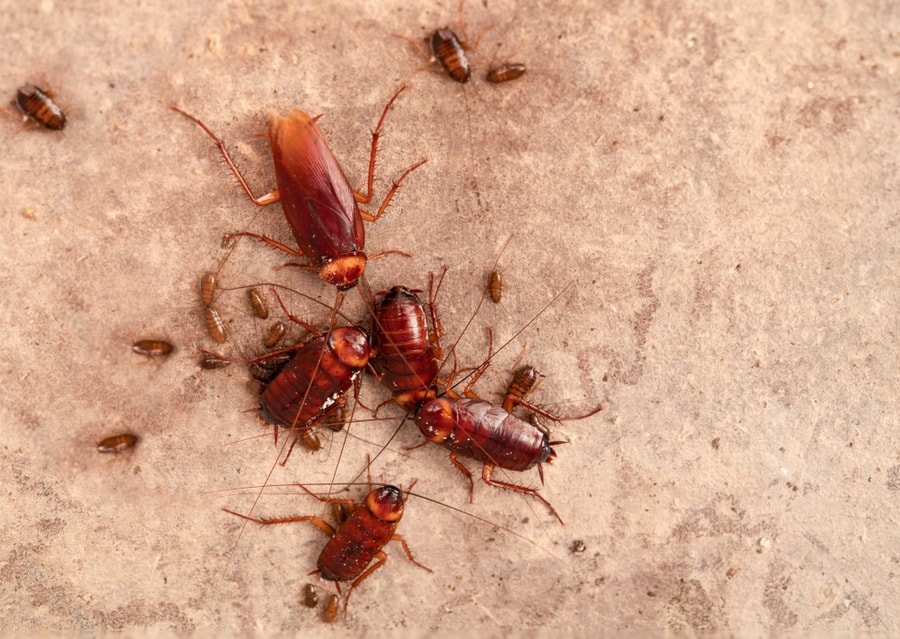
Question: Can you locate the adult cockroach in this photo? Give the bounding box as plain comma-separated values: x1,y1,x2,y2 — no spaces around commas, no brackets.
132,339,174,358
486,62,527,84
369,272,445,410
224,484,431,618
15,84,66,130
200,271,217,307
171,85,426,290
247,287,269,319
203,306,228,344
97,433,138,453
303,583,319,609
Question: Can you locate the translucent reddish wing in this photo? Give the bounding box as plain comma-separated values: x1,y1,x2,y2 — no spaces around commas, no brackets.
269,111,364,264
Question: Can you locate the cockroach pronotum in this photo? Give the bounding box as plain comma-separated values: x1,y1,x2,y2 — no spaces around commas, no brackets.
224,484,431,618
200,271,217,307
486,62,527,84
302,583,319,609
172,85,426,290
323,594,339,623
247,287,269,319
15,84,66,130
97,433,138,453
203,306,228,344
131,339,174,358
369,274,445,410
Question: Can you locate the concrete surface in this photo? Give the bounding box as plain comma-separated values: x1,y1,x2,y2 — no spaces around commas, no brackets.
1,0,897,635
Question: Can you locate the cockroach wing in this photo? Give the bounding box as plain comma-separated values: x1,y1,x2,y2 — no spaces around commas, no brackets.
269,110,365,266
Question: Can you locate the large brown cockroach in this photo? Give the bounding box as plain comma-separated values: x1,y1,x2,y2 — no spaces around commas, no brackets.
369,271,445,410
172,85,426,290
224,484,431,618
15,84,66,130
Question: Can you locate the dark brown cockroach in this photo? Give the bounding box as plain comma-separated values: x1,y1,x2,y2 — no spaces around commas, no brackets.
15,84,66,130
502,365,543,413
263,321,286,348
203,306,228,344
132,339,174,358
247,287,269,319
97,433,138,453
172,85,426,290
200,271,217,307
486,62,527,84
430,28,472,83
323,594,339,623
224,484,431,617
369,273,445,410
200,354,232,370
303,583,319,609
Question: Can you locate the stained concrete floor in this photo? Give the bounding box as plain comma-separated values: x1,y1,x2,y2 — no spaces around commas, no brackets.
1,0,898,635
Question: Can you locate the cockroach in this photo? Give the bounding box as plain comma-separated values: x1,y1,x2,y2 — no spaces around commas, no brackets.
97,433,138,453
257,326,370,462
303,583,319,609
415,396,565,523
431,28,472,83
15,84,66,130
200,354,232,370
502,365,543,413
247,287,269,319
263,321,286,348
488,269,503,303
200,271,217,307
486,62,527,84
224,484,431,617
132,339,174,358
172,85,426,290
369,274,445,410
203,306,228,344
323,594,339,623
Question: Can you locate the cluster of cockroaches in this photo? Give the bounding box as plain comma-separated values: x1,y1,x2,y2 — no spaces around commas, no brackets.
161,1,598,624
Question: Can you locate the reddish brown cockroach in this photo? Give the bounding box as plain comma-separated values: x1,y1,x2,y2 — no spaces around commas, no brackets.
486,62,527,84
172,85,426,290
15,84,66,130
247,288,269,319
430,28,472,83
256,325,370,462
97,433,138,453
369,272,445,410
224,484,431,618
132,339,174,358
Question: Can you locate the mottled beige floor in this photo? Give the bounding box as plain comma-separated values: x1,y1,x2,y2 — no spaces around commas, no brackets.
1,0,897,635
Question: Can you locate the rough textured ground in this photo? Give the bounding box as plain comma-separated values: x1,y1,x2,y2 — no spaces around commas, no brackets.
1,0,897,635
